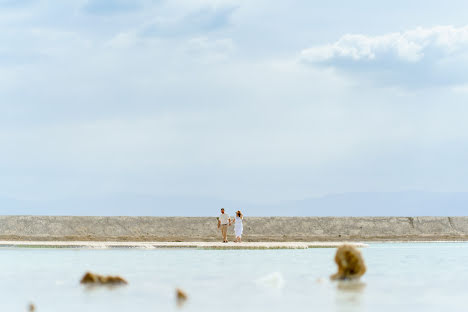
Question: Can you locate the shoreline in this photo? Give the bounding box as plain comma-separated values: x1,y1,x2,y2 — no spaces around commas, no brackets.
0,241,369,249
1,240,466,249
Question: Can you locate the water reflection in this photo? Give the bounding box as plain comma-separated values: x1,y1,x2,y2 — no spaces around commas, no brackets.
334,281,366,312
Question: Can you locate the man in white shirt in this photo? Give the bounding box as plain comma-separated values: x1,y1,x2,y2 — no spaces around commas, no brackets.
217,208,231,243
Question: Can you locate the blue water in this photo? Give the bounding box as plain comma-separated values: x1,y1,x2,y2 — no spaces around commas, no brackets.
1,243,467,311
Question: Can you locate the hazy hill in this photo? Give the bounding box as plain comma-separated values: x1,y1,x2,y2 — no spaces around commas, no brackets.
1,191,467,216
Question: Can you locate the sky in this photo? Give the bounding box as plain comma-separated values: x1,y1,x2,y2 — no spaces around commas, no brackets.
2,0,468,216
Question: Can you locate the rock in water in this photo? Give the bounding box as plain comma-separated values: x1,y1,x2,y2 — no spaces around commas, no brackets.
330,245,366,281
256,272,285,289
176,288,188,307
80,272,128,285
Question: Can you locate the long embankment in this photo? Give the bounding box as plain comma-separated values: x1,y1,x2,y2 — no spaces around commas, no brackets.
1,216,468,242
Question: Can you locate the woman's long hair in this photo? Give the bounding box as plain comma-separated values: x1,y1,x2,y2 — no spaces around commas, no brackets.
236,210,243,218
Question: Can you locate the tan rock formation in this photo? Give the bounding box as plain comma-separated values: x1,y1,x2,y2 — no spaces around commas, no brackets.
176,288,188,307
80,272,128,285
330,244,366,280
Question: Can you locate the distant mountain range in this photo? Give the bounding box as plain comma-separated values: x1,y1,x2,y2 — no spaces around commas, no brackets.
1,191,467,216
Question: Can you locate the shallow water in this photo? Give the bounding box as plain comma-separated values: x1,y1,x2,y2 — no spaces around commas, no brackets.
1,243,467,311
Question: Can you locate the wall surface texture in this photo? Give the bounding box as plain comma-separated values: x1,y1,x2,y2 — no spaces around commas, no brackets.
1,216,468,241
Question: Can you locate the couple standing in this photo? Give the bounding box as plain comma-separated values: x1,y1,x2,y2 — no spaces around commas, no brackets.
217,208,243,243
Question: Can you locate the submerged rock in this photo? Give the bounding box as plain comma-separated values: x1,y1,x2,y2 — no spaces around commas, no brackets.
80,272,128,285
330,245,366,281
255,272,285,289
176,288,188,307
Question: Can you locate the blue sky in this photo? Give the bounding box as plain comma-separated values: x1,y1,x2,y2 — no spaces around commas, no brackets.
2,0,468,215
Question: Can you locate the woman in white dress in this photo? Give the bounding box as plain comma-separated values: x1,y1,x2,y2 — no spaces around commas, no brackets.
233,210,244,243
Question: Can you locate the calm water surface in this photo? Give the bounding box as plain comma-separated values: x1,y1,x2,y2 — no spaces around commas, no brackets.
1,243,467,311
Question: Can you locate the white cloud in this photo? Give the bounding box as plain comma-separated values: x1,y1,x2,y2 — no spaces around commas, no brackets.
302,25,468,62
300,25,468,86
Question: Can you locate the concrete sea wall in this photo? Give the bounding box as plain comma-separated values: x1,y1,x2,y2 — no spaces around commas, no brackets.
1,216,468,242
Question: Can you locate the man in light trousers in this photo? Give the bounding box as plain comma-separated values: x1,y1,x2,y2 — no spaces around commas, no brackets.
217,208,231,243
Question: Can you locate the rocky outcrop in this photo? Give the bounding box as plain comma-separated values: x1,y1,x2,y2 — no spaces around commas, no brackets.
80,272,127,285
330,245,366,280
176,288,188,306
